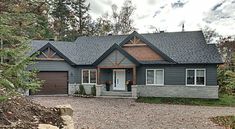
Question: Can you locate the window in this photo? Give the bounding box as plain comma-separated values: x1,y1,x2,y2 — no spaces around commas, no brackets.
146,69,164,85
82,69,97,84
186,69,206,86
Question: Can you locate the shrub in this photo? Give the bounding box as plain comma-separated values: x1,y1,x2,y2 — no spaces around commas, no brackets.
91,85,96,96
218,68,235,95
78,85,86,95
74,90,79,95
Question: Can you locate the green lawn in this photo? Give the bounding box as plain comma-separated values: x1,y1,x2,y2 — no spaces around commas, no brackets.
136,94,235,107
210,116,235,129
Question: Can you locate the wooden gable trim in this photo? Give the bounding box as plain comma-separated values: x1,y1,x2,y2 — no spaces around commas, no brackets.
119,31,176,63
36,47,64,61
93,44,139,66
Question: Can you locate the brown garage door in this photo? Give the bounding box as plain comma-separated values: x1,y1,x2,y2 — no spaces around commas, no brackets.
31,72,68,95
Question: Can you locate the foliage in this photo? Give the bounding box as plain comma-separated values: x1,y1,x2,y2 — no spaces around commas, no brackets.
49,0,93,41
78,85,86,95
74,89,79,94
91,85,96,96
211,116,235,129
93,14,113,36
0,0,43,92
110,0,136,35
217,67,235,95
217,36,235,71
202,26,220,44
136,94,235,107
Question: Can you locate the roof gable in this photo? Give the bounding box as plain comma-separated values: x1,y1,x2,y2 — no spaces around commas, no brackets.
37,47,64,60
93,44,139,66
34,43,76,65
120,31,175,63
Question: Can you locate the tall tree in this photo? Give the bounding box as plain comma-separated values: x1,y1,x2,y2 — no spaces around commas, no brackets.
218,36,235,71
0,0,42,92
49,0,92,41
202,26,220,44
93,14,113,36
49,0,71,41
110,0,136,35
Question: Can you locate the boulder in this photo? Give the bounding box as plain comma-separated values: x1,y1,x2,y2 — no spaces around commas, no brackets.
55,104,73,116
38,124,59,129
61,115,74,129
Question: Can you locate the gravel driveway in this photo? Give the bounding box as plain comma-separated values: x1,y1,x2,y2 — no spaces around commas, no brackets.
32,97,235,129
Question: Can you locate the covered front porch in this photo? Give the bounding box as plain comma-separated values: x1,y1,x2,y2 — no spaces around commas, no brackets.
97,66,136,92
93,44,139,98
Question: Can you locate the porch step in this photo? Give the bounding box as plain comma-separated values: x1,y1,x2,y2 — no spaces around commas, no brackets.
101,91,132,97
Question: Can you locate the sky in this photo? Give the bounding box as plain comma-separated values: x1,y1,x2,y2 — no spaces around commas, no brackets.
86,0,235,36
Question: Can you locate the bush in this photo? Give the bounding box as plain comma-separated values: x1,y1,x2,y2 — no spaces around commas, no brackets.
91,85,96,96
74,90,79,95
218,68,235,95
78,85,86,95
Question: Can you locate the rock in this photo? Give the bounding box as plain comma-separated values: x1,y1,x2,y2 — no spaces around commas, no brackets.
56,104,73,116
61,115,74,129
38,124,59,129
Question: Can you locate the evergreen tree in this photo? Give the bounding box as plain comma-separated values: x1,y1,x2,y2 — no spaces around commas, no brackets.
49,0,72,41
0,0,42,92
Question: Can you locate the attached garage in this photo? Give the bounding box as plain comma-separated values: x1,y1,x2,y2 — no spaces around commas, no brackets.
31,72,68,95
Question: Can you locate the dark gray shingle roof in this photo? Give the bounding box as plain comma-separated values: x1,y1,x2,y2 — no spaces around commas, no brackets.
30,31,222,65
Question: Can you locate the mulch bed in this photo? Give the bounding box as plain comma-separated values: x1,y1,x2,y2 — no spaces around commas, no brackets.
0,89,64,129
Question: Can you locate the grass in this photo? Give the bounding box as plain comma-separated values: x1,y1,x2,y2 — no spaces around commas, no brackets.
136,94,235,107
210,116,235,129
0,96,8,102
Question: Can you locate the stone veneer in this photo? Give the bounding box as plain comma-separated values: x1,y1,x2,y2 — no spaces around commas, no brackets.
137,85,219,99
69,83,95,95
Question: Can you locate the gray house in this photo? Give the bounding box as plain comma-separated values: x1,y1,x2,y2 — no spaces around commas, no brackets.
28,31,222,98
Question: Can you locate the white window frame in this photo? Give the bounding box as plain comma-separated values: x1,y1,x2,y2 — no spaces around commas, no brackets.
82,69,97,84
146,69,164,85
186,68,206,86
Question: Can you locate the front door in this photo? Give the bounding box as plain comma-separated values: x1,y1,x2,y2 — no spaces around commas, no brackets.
113,69,126,90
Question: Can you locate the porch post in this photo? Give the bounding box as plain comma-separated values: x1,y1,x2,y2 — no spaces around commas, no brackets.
133,66,136,85
97,67,100,84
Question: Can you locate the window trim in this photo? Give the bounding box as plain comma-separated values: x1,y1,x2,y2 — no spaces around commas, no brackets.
146,69,164,86
186,68,206,86
81,69,97,84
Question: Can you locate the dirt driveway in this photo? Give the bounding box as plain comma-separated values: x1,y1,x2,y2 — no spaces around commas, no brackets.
32,97,235,129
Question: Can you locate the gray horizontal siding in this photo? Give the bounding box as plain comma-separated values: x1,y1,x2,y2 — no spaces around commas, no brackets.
137,64,217,86
100,69,133,84
98,50,134,67
27,60,79,83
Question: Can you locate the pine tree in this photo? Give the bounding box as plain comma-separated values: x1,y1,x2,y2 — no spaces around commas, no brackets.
49,0,92,41
49,0,72,41
0,0,43,92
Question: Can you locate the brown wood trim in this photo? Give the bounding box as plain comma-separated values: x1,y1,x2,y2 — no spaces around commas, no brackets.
133,66,136,85
123,44,147,47
117,57,126,65
97,67,100,84
107,58,115,66
51,52,57,58
98,65,136,69
41,52,48,58
130,36,140,44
